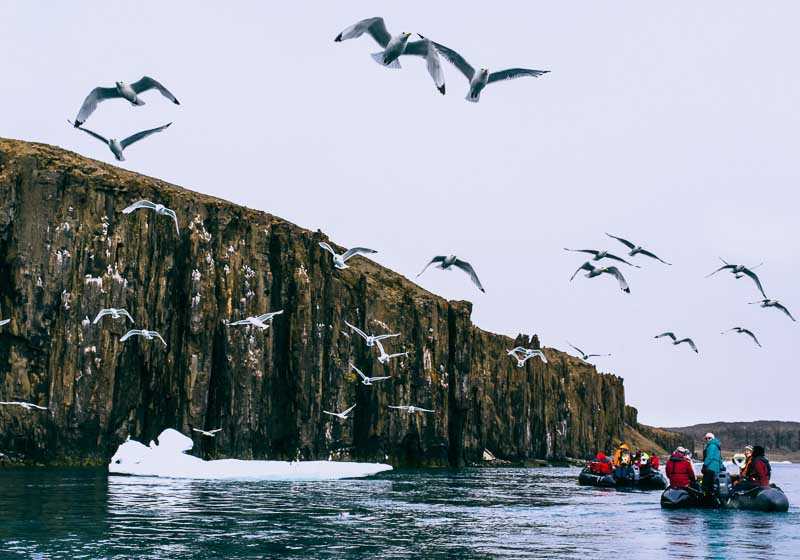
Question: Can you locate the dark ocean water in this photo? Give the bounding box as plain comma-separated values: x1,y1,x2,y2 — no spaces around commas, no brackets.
1,464,798,559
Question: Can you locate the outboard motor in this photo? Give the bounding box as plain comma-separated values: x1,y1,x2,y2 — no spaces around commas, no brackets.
632,464,640,481
717,471,733,499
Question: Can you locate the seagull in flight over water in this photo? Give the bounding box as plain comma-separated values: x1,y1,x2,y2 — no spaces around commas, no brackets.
706,258,767,298
192,428,222,437
418,255,485,292
334,17,446,94
507,347,547,367
431,41,549,102
345,321,400,347
566,341,611,361
228,310,284,330
73,76,180,127
0,401,48,411
563,248,639,268
749,299,795,322
570,262,630,293
324,404,357,420
351,363,391,386
721,327,761,347
375,339,408,364
122,200,180,234
654,332,698,353
318,242,377,270
93,308,134,325
120,329,167,346
605,234,672,265
69,121,172,162
389,405,434,414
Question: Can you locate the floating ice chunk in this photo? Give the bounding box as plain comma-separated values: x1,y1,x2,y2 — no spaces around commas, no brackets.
109,429,393,480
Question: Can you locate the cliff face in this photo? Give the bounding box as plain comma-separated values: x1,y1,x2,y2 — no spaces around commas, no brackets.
0,138,628,466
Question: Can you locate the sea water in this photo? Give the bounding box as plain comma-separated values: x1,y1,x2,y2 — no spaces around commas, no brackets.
1,464,799,559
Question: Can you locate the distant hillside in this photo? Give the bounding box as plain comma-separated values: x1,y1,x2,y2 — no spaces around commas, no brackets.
667,421,800,461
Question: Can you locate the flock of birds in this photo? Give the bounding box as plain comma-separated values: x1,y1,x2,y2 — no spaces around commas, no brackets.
0,17,795,433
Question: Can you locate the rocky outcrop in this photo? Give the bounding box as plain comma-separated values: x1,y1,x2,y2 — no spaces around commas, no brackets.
0,138,629,466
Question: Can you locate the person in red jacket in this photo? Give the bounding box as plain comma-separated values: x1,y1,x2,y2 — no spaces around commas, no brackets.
648,453,660,470
747,445,771,487
589,452,613,475
666,447,697,489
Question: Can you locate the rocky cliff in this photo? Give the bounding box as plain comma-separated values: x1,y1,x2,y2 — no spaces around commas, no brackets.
0,138,629,467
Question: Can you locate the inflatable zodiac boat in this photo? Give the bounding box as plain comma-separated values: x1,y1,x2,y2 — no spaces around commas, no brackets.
578,466,668,490
660,472,789,512
109,429,393,480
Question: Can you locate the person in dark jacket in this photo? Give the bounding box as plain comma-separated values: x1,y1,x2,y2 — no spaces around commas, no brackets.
747,446,771,487
666,447,697,488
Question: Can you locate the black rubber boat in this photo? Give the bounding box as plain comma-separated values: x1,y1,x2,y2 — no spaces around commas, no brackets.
578,466,668,490
661,482,789,512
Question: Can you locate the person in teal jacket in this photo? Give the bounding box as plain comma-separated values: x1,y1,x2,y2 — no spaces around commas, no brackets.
702,432,723,497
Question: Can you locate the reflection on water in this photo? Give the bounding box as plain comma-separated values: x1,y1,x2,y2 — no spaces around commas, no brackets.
1,466,799,559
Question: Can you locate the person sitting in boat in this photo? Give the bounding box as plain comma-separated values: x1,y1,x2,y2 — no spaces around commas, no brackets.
648,452,660,470
666,447,697,489
701,433,723,497
738,445,772,489
732,445,753,486
613,443,632,479
589,452,613,475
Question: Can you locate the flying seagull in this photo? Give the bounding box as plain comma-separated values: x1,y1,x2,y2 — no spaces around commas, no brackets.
507,347,547,367
417,255,485,292
344,320,399,347
192,428,222,437
721,327,761,347
334,18,446,94
323,404,357,420
318,242,377,270
388,405,434,414
350,363,391,386
563,248,640,268
122,200,180,235
654,332,698,353
375,339,408,364
605,234,672,265
120,329,167,346
0,401,48,411
706,258,767,298
431,41,549,102
570,262,630,293
566,341,611,361
749,299,796,322
93,308,134,325
69,121,172,162
0,319,9,327
228,310,284,330
73,76,180,127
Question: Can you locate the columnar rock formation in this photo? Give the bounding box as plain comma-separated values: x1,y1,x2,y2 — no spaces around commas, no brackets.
0,138,628,466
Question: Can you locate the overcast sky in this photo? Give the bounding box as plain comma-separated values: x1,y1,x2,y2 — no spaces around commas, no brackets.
2,2,798,426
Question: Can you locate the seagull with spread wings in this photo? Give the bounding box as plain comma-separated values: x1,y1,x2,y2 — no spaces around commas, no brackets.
69,121,172,162
318,242,376,270
344,320,399,348
654,332,698,353
506,347,547,367
93,308,134,325
417,254,485,293
563,248,639,268
192,428,222,437
120,329,167,347
375,339,408,364
334,17,446,94
431,41,549,102
749,299,796,322
706,258,767,298
605,233,672,265
566,341,611,361
388,405,434,414
570,262,630,293
0,401,48,411
0,319,9,327
122,200,180,235
351,363,391,386
73,76,179,126
324,404,357,420
228,310,284,330
721,327,762,347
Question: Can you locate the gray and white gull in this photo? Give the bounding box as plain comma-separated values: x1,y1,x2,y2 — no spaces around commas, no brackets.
606,233,672,265
418,255,485,293
122,200,180,235
351,363,390,386
749,299,795,322
721,327,761,347
431,42,549,102
388,405,434,414
344,320,399,347
228,310,284,330
120,329,167,347
375,339,408,364
706,258,767,298
335,17,446,94
564,248,640,268
507,347,547,367
324,404,357,420
93,308,134,325
319,242,377,270
0,319,9,327
73,76,179,127
570,262,630,293
0,401,48,411
192,428,222,437
70,121,172,162
566,341,611,361
654,332,698,353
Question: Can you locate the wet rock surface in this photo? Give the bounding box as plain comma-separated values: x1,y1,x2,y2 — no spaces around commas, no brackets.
0,138,628,466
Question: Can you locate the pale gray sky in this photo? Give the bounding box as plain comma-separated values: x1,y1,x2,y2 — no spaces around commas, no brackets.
2,1,797,426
